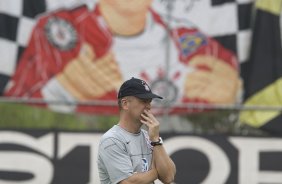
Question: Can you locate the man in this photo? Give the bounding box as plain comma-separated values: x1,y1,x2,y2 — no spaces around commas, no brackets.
5,0,241,114
97,77,176,184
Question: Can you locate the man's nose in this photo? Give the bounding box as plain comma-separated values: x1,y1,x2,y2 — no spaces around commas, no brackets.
145,102,151,109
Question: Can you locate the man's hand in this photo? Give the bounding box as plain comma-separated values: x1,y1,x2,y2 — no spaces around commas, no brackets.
56,42,122,100
141,110,176,183
140,109,160,142
184,55,242,104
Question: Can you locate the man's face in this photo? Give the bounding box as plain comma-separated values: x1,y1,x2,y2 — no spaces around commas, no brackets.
101,0,152,15
123,96,152,123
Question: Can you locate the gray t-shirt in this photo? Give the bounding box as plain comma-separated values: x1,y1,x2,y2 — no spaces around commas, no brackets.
97,125,153,184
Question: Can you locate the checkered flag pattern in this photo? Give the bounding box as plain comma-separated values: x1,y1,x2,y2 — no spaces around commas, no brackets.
0,0,45,94
212,0,254,64
0,0,254,95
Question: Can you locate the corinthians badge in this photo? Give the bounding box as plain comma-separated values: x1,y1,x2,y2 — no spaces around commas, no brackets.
151,78,178,105
45,17,77,50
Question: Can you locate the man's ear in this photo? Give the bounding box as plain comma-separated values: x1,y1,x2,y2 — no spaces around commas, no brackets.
121,98,129,110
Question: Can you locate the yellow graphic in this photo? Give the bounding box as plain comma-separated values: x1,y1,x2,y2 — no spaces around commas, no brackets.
240,77,282,127
256,0,282,15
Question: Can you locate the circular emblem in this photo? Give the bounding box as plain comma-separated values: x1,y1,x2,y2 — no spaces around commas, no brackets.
151,78,178,105
45,17,77,50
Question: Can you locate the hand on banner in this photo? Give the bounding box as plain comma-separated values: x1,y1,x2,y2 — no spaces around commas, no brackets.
56,42,122,100
184,55,242,104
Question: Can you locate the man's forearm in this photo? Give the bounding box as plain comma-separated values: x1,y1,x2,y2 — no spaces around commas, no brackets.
153,145,176,183
119,168,158,184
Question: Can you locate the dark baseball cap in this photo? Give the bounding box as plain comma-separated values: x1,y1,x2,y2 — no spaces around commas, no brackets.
118,77,163,99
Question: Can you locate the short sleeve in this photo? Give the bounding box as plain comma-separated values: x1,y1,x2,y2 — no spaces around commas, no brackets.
99,138,133,184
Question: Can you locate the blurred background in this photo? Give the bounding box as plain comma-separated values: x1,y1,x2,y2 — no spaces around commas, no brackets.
0,0,281,183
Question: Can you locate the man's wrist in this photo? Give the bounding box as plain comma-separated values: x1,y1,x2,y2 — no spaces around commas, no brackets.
151,138,159,142
150,137,163,146
150,135,160,142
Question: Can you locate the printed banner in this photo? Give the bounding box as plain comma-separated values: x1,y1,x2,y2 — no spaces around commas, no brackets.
0,130,282,184
0,0,253,114
240,0,282,135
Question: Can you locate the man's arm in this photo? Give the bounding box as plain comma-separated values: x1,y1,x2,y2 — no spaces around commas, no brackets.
152,145,176,183
119,168,158,184
141,110,176,183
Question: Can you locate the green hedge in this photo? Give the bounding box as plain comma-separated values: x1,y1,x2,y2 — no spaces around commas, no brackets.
0,103,118,131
